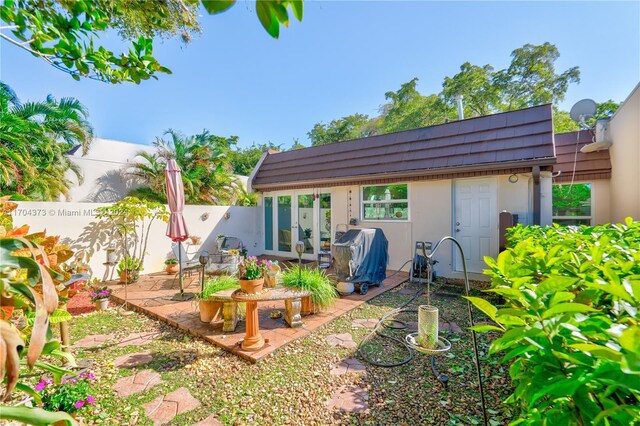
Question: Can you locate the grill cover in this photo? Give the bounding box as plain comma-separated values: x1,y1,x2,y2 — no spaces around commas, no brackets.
332,228,388,284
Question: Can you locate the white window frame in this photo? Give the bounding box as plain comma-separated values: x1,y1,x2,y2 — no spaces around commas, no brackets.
552,182,594,225
360,183,410,222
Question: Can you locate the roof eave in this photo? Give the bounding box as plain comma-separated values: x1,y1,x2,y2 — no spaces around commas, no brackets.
253,157,556,191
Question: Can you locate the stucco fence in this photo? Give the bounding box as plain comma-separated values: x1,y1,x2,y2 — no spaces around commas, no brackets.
9,202,261,281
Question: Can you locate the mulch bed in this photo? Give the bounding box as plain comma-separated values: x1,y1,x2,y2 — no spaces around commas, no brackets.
67,290,115,315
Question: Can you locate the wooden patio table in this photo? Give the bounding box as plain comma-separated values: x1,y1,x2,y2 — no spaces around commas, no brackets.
231,287,310,351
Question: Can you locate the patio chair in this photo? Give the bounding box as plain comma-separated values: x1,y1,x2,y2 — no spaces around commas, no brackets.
170,243,202,287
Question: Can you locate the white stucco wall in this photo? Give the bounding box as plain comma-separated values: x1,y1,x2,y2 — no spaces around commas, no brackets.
608,83,640,222
66,138,154,203
10,202,261,281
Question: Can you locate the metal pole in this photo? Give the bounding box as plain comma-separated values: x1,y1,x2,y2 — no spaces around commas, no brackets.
178,241,183,297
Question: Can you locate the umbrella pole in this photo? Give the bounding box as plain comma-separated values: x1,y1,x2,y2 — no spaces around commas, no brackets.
179,241,184,296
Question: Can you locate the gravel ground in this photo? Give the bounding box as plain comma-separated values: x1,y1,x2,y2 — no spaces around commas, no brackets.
30,279,515,425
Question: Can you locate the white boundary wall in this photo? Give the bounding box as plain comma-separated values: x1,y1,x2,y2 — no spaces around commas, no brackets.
10,202,261,281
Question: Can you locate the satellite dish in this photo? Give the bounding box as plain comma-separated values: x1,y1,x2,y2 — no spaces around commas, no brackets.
570,99,597,124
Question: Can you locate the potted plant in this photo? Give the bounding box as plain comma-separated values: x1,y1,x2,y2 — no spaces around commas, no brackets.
164,256,179,274
37,371,97,417
237,256,267,294
117,257,142,284
196,275,239,323
281,266,337,315
89,286,111,310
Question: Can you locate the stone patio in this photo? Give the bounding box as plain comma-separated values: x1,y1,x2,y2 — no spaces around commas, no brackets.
107,269,408,363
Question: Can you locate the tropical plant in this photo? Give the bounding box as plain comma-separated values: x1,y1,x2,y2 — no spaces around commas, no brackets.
466,219,640,425
281,266,337,310
1,1,303,83
95,197,168,272
0,82,94,200
200,275,239,300
128,129,243,205
1,236,78,425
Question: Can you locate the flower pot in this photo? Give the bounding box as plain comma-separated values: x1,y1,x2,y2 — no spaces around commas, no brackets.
199,300,222,323
239,278,264,294
106,249,117,264
119,269,139,284
336,281,354,296
165,264,179,274
95,298,109,311
301,295,315,315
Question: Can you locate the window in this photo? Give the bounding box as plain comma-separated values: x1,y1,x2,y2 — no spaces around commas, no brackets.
362,184,408,220
552,183,592,226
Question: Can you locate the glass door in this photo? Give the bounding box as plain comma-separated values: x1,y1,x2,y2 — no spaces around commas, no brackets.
295,193,315,258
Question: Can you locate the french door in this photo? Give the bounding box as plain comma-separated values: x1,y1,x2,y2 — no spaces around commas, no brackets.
263,190,331,260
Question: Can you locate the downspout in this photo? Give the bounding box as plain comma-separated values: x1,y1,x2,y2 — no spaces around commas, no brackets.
532,166,541,225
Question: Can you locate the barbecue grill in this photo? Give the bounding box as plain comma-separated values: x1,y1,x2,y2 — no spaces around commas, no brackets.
332,228,389,294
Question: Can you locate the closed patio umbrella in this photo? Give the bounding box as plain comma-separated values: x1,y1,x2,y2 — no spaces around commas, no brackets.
165,159,193,300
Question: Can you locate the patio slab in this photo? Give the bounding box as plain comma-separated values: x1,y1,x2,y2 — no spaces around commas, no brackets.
107,269,408,363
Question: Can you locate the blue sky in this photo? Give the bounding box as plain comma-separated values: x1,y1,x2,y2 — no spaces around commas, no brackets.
2,1,639,148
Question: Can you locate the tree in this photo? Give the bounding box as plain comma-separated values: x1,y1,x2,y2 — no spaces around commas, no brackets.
1,0,303,83
0,82,93,200
308,114,373,146
129,129,240,205
442,63,499,117
228,142,282,175
493,42,580,110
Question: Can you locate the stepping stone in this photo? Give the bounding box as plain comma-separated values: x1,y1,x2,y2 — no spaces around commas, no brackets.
325,333,357,349
327,384,369,413
73,334,115,348
112,369,162,397
439,322,462,333
113,351,154,368
194,414,224,426
330,358,367,376
142,387,200,426
352,319,378,329
117,331,160,347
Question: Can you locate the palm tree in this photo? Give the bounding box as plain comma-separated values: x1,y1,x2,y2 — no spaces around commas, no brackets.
0,82,94,200
129,129,241,205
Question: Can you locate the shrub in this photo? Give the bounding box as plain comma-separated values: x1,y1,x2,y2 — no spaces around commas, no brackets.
466,218,640,425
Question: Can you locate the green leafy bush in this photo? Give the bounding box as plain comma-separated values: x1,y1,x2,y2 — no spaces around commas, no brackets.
466,218,640,425
281,266,337,310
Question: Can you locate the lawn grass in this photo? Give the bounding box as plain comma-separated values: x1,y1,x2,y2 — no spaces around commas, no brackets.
44,279,513,425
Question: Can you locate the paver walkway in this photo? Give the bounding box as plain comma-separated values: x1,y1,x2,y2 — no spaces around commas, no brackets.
142,387,200,425
107,270,409,362
113,351,154,368
112,369,162,397
325,333,357,348
117,331,161,347
352,319,379,329
330,358,367,376
327,384,369,413
72,334,115,348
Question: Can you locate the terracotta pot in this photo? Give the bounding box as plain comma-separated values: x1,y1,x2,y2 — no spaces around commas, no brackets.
119,269,139,284
95,298,109,311
165,264,179,274
239,278,264,294
301,295,315,315
199,300,222,323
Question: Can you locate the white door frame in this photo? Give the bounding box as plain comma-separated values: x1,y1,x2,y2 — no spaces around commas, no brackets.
262,189,332,260
452,177,498,273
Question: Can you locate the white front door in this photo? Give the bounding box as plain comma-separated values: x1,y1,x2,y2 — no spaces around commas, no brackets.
453,178,498,273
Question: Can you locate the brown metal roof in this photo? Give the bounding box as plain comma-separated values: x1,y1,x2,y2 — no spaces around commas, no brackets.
252,104,556,190
553,131,611,183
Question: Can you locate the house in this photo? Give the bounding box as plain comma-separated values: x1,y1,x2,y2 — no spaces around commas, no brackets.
250,104,557,279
